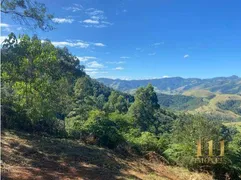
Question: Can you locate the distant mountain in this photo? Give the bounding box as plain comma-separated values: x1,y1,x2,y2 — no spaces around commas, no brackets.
98,76,241,121
97,75,241,95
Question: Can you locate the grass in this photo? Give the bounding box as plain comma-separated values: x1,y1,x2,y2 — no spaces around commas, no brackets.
183,89,215,98
1,130,212,180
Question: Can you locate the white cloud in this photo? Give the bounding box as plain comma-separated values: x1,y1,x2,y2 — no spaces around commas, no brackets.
85,67,108,75
87,61,104,68
87,71,108,76
148,52,156,56
115,67,124,70
83,19,99,24
136,48,142,51
63,4,83,12
0,23,11,32
106,61,125,64
184,54,189,58
120,56,130,59
52,41,89,48
102,21,113,25
53,18,74,24
81,8,112,28
85,68,98,72
77,56,97,62
0,36,8,44
44,39,105,49
94,43,105,47
86,8,104,16
0,23,10,27
91,16,101,20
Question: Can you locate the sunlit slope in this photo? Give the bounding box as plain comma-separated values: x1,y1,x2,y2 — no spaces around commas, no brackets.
183,89,215,99
188,94,241,120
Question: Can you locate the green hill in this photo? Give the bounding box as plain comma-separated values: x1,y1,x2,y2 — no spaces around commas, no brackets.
157,93,208,111
188,94,241,121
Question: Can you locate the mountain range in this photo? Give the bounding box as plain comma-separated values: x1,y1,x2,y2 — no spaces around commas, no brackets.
98,75,241,95
98,75,241,121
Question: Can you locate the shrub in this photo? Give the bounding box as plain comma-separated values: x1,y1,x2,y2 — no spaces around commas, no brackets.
82,110,124,148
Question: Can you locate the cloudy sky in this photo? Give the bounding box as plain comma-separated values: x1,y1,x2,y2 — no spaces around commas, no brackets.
1,0,241,79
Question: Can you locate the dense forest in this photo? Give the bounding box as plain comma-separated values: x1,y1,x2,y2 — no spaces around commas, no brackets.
1,33,241,179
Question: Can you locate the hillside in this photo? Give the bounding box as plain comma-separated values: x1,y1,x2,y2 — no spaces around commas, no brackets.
2,34,241,180
189,94,241,121
1,130,212,180
98,77,241,121
157,93,208,111
223,121,241,133
97,76,241,95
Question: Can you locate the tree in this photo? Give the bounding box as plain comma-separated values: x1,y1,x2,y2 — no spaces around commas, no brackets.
81,110,124,148
1,33,83,134
1,0,54,31
128,84,160,132
104,91,128,113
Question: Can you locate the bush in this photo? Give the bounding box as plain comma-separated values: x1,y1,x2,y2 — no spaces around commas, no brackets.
1,105,33,132
82,110,124,148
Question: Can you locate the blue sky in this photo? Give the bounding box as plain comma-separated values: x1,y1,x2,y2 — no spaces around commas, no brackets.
1,0,241,79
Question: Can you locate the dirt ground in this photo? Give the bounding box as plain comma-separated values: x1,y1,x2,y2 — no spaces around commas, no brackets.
1,130,212,180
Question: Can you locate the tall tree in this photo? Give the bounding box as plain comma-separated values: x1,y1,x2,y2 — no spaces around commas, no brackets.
1,33,83,133
128,84,160,132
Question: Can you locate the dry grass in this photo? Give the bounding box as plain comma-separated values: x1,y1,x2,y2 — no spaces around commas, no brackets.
183,90,215,98
1,130,212,180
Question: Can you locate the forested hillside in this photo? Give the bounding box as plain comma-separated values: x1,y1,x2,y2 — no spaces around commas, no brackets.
1,34,241,179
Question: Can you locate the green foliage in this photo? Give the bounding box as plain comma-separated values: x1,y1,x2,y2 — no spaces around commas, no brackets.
133,132,159,152
1,0,54,31
104,91,128,113
157,93,207,111
81,110,124,148
2,33,241,179
218,100,241,115
128,84,160,132
164,115,229,167
1,34,82,134
225,132,241,176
